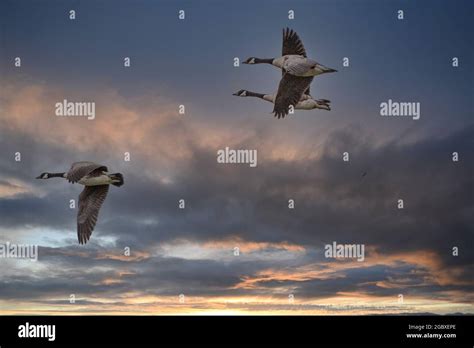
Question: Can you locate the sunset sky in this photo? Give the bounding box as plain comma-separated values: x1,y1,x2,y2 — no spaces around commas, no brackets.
0,0,473,315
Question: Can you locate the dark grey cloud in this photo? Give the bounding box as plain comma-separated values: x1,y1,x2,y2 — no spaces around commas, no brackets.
0,122,473,310
96,124,474,270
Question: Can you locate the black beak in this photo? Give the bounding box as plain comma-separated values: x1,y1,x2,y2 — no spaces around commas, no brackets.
35,175,42,179
232,92,239,96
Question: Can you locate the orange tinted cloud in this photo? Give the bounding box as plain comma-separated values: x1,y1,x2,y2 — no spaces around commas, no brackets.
1,83,191,166
1,291,472,315
202,237,305,253
234,247,472,291
1,80,325,177
0,179,32,198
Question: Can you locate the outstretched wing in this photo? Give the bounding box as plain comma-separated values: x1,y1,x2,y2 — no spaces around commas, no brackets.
273,74,313,119
77,185,109,244
282,28,310,95
282,28,307,57
66,162,108,183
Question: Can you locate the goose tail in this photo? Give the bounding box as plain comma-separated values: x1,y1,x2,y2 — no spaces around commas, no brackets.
110,173,124,187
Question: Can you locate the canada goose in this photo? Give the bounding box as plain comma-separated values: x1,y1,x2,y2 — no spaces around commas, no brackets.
243,28,337,78
233,89,331,116
242,28,336,118
36,161,124,244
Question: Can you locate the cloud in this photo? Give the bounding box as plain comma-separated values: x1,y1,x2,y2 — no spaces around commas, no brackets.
0,179,34,198
0,79,472,314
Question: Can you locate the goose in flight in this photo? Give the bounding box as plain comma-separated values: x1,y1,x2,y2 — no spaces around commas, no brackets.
233,89,330,116
36,161,124,244
243,28,337,118
243,28,337,78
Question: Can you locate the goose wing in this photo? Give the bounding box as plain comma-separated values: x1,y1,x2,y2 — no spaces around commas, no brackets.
282,28,311,95
273,73,313,118
67,161,108,183
282,28,307,57
77,185,109,244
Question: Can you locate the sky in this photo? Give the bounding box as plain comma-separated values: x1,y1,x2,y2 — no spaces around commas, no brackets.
0,0,473,315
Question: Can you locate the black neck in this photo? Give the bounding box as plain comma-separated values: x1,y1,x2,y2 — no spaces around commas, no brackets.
49,172,66,178
255,58,274,64
246,91,265,99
